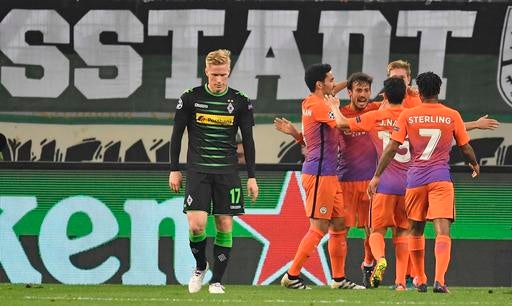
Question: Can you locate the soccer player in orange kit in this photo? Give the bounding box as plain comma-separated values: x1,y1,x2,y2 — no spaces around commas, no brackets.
367,72,480,293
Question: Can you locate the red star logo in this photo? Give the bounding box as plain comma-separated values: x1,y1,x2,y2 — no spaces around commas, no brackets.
236,171,330,285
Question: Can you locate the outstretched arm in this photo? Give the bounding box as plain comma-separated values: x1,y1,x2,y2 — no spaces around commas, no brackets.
464,115,500,131
274,117,304,144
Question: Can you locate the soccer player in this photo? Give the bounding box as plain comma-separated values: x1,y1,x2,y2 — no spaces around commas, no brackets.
384,60,497,288
335,73,380,288
280,63,364,290
169,49,259,294
367,71,480,293
276,72,379,288
326,76,412,290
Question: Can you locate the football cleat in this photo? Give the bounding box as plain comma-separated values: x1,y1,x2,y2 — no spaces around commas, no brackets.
188,262,209,293
208,282,225,294
361,262,375,288
416,283,428,293
433,281,450,293
331,278,366,290
281,273,310,289
370,258,387,288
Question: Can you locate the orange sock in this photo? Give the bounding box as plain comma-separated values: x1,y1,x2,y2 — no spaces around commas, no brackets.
369,232,385,260
288,227,325,276
406,254,413,277
408,235,427,284
328,229,347,279
363,236,375,265
434,235,451,286
393,236,408,285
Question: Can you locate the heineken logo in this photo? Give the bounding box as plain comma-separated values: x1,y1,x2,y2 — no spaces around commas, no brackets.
0,196,204,285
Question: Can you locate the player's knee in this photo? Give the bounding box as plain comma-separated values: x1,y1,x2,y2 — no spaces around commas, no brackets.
409,222,424,236
189,224,206,235
215,216,233,232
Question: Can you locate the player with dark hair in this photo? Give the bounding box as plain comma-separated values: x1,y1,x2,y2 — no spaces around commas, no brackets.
337,73,379,287
281,63,364,290
276,72,379,288
368,71,479,293
326,76,412,290
169,49,259,294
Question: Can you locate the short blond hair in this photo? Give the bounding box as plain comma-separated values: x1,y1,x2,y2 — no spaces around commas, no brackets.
387,60,411,77
206,49,231,67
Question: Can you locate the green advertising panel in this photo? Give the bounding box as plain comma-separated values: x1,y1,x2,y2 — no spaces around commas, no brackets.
1,168,510,240
0,165,511,286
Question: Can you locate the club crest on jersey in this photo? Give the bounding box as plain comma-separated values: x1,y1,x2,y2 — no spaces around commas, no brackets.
227,102,234,113
176,98,183,110
319,207,328,214
498,6,512,108
186,195,193,206
328,111,335,119
196,113,234,126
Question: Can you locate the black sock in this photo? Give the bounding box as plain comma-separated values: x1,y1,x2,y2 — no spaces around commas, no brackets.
211,245,231,283
334,277,346,282
190,239,207,271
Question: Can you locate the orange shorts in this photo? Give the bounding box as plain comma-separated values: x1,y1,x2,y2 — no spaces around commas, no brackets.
340,180,370,227
302,174,344,220
369,193,409,230
405,181,455,222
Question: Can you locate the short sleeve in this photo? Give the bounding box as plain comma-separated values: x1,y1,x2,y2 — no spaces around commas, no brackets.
453,111,470,146
391,111,408,144
348,111,376,132
312,102,336,128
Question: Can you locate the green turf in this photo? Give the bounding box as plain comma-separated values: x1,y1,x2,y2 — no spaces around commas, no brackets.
0,284,510,306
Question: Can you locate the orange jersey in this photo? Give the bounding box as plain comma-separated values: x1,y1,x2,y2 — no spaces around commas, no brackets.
348,107,410,195
402,91,422,109
301,94,338,176
337,102,379,181
391,103,470,188
374,91,420,109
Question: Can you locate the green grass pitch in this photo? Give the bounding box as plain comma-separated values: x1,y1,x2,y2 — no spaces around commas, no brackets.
1,284,510,306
